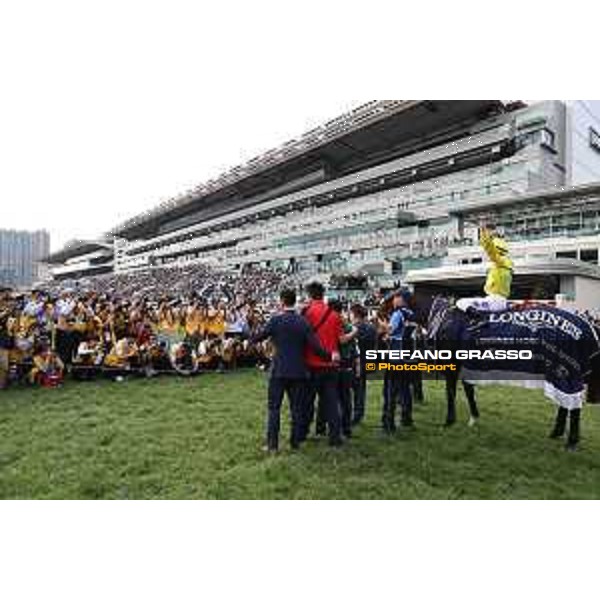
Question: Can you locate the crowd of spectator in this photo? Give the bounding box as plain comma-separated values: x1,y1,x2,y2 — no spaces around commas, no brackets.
41,263,293,304
1,265,426,451
0,265,297,388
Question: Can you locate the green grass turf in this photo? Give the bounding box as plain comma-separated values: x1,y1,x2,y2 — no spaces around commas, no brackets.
1,370,599,499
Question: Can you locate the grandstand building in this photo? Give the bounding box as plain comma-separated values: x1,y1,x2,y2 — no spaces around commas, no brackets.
45,240,114,282
107,100,600,282
48,100,600,307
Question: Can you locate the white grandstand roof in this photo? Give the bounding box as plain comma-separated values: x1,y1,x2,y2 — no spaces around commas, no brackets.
110,100,420,236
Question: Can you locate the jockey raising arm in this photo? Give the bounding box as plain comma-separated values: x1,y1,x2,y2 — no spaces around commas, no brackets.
480,227,513,298
456,225,513,313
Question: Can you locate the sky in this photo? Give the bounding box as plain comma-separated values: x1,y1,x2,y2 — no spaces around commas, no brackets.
0,3,363,250
2,3,597,252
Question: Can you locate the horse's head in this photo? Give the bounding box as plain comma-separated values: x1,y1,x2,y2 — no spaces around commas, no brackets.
427,295,451,341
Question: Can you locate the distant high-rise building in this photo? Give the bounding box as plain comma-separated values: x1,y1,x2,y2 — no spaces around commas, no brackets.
0,229,50,288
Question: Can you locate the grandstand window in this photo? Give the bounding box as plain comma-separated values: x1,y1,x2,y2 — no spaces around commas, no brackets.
580,249,599,264
540,128,556,151
556,250,577,260
590,127,600,153
516,129,551,150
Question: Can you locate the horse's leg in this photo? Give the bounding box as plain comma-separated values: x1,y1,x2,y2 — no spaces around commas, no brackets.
444,369,458,427
566,409,581,451
550,406,568,439
413,372,424,404
462,381,479,426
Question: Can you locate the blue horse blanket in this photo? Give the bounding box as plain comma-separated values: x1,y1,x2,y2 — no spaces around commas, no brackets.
454,307,599,410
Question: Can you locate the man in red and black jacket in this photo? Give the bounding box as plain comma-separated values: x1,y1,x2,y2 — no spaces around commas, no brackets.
300,281,344,447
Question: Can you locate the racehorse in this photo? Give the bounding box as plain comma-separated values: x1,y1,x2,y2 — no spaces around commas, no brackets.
427,296,600,450
425,297,481,427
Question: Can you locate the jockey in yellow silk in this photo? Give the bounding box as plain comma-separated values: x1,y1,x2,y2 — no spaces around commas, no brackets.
457,226,513,313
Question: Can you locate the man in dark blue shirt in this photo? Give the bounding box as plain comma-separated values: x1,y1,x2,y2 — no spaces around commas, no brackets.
382,289,414,433
349,304,377,426
253,288,335,452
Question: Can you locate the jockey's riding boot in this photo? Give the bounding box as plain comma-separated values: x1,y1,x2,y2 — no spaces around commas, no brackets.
549,407,568,439
465,307,489,328
465,306,478,318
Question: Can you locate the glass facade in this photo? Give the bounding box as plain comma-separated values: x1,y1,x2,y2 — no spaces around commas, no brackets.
115,101,585,279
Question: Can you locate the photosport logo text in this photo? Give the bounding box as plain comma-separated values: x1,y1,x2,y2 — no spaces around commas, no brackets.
362,349,534,376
